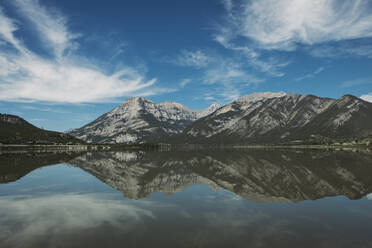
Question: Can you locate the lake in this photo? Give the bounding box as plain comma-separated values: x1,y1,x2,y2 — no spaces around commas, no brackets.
1,149,372,248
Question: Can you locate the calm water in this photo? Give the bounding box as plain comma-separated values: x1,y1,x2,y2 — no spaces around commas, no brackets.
1,149,372,248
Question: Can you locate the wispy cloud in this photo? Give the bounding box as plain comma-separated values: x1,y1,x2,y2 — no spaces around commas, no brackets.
360,93,372,103
0,0,159,104
294,66,325,82
0,8,26,53
203,61,263,85
13,0,78,58
171,49,214,68
309,42,372,58
179,78,191,88
219,0,372,51
202,61,264,102
341,77,372,88
170,48,264,102
213,1,291,77
22,105,72,114
202,86,240,105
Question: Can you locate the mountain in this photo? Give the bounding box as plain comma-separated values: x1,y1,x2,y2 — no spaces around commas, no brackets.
68,150,372,202
69,92,372,145
69,97,220,144
174,92,372,144
0,114,83,145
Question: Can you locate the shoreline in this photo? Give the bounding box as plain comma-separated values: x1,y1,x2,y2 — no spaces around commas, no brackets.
0,143,370,152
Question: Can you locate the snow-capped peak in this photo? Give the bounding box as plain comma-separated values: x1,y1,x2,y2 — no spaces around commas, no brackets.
196,103,220,119
207,103,220,110
124,96,153,104
238,91,286,103
158,101,192,112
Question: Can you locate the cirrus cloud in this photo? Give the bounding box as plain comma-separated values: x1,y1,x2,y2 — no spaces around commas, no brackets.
0,0,160,104
220,0,372,50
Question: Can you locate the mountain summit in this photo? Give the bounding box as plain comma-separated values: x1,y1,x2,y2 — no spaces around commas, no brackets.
69,97,220,143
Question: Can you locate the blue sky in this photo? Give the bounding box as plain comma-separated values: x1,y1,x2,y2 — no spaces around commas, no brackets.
1,0,372,131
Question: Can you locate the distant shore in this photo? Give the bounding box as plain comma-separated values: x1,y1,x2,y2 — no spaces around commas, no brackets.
0,143,370,152
0,143,161,152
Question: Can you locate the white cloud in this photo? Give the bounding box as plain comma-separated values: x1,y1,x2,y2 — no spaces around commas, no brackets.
0,193,156,246
294,66,325,82
249,57,289,77
13,0,78,58
133,87,177,97
341,78,372,88
310,42,372,58
171,47,264,102
218,87,241,102
0,8,26,53
203,61,263,85
0,53,156,103
360,93,372,103
179,78,191,88
22,105,72,114
219,0,372,51
0,1,159,104
173,49,213,68
221,0,233,12
200,61,264,102
214,5,291,77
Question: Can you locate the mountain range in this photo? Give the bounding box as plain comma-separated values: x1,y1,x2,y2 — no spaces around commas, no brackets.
69,92,372,145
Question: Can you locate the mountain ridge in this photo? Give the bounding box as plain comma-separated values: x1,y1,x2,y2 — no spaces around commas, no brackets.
68,92,372,145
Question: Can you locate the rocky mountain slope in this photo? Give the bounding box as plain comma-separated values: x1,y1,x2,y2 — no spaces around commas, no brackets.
68,150,372,202
174,92,372,144
69,97,219,144
69,92,372,144
0,114,83,145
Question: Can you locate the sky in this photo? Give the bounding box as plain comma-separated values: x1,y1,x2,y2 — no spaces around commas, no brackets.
1,0,372,131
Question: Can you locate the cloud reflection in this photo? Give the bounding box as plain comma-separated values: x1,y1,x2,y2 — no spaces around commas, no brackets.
0,193,155,247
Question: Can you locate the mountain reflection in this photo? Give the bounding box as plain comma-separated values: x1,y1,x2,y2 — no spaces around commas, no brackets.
1,150,372,202
0,151,83,183
63,149,372,202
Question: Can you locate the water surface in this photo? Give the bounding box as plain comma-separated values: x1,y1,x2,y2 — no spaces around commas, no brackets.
1,149,372,248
